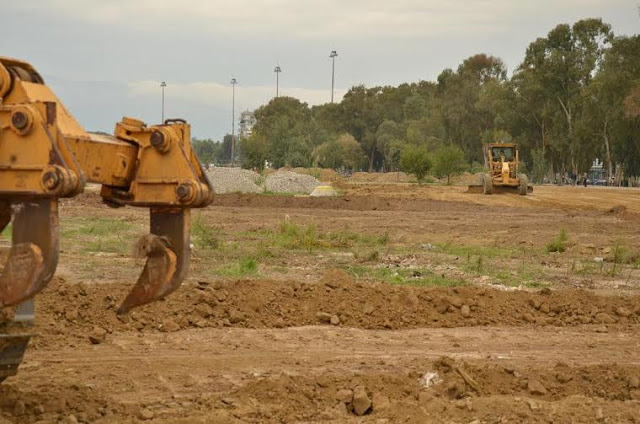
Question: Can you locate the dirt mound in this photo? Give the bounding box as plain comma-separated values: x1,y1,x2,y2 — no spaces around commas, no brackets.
450,172,483,185
349,172,413,183
213,192,483,213
215,359,640,423
29,273,640,349
0,382,125,423
606,204,628,215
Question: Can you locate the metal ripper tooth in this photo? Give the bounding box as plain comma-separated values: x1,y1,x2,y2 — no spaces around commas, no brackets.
0,244,44,307
0,200,58,307
117,209,189,314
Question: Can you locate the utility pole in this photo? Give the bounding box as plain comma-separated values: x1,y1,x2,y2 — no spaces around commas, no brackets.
160,81,166,123
230,78,237,166
274,65,281,98
329,50,337,103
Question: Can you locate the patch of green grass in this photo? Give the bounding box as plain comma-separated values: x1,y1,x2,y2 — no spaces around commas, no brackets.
438,242,520,259
235,220,389,255
83,238,129,254
192,214,224,250
354,249,380,262
325,226,389,248
609,238,628,276
212,257,259,278
62,218,133,238
524,281,551,289
59,218,136,254
260,190,296,196
345,265,468,287
545,229,568,253
571,259,604,275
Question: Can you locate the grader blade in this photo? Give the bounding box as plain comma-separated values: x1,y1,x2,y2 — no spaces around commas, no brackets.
0,200,59,307
117,209,190,314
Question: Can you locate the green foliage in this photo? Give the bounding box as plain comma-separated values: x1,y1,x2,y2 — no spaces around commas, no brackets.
530,148,548,183
346,265,468,287
432,145,467,184
192,137,230,165
237,19,640,181
213,257,259,278
609,238,628,276
400,144,432,183
192,214,224,249
239,134,268,171
314,133,364,170
546,229,569,253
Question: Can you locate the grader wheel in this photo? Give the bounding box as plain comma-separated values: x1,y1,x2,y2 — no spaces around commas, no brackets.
482,173,493,195
518,174,529,196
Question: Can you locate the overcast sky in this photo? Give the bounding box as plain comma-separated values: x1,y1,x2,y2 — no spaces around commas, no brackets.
1,0,638,140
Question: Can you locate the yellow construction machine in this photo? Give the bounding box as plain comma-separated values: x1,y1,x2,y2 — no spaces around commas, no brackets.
0,57,213,381
468,143,532,195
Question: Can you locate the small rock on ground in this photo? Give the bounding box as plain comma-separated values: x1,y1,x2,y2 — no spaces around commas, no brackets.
352,385,372,416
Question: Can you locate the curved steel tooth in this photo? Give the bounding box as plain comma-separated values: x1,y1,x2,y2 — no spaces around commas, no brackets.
0,200,58,307
0,244,44,307
117,209,189,314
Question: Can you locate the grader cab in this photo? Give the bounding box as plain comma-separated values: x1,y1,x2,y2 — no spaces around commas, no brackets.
0,56,214,381
469,143,532,195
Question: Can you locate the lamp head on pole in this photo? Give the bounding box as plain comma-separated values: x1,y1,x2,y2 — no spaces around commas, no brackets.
230,78,237,85
160,81,166,88
274,66,282,73
329,50,338,59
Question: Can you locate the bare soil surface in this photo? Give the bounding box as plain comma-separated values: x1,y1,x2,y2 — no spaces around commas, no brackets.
2,183,640,423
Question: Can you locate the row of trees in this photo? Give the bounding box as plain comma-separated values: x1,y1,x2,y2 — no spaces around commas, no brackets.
195,18,640,182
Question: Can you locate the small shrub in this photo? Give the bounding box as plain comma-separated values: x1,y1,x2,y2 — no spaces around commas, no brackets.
354,249,380,262
192,215,224,249
610,238,628,276
546,229,568,253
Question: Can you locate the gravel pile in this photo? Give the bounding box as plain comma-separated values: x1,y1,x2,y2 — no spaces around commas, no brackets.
206,167,262,194
265,170,321,194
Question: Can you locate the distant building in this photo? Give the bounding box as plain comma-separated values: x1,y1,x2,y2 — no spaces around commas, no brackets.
589,158,606,184
239,111,256,139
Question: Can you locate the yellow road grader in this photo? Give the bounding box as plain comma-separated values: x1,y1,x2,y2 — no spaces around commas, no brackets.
0,57,213,381
468,143,533,195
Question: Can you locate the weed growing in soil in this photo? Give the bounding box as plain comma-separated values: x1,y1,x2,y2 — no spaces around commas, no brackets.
269,220,389,252
61,218,135,254
63,217,132,237
346,265,468,287
213,257,259,278
546,229,568,253
192,214,224,250
439,242,519,259
609,238,629,276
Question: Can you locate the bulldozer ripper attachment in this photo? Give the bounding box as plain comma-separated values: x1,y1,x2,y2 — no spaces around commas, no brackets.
118,208,190,314
0,56,214,381
0,334,31,382
0,199,58,307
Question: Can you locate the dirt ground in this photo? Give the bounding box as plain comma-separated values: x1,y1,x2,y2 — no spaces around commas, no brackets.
2,183,640,423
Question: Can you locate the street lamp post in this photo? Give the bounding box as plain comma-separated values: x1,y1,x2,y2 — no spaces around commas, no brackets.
274,65,281,98
329,50,337,103
230,78,237,166
160,81,167,123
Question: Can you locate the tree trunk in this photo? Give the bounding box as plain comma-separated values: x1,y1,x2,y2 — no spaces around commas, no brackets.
557,96,577,179
603,120,613,183
368,146,375,172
